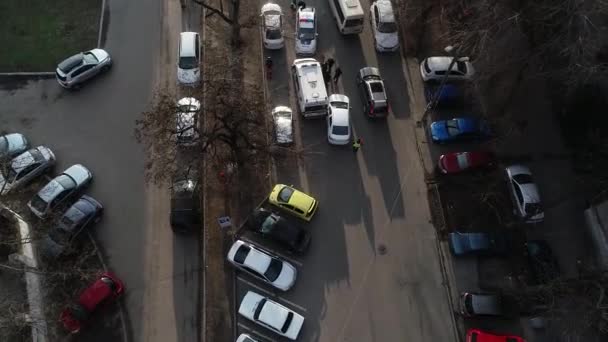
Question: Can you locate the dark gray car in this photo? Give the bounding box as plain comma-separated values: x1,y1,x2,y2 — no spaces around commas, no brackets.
42,195,103,259
458,292,503,317
448,231,508,256
357,67,389,118
170,177,201,233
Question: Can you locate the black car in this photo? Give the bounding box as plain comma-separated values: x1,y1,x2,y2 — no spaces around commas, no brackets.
170,178,201,233
356,67,389,118
448,231,508,256
246,208,311,254
42,195,103,259
458,292,503,317
526,240,560,285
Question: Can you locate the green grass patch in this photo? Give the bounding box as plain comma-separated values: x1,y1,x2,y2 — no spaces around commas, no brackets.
0,0,101,72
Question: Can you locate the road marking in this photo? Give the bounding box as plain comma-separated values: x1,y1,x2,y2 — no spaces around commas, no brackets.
276,297,307,313
237,276,308,313
237,322,277,342
237,236,304,267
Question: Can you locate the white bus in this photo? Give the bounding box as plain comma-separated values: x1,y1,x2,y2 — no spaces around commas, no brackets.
291,58,328,118
328,0,364,34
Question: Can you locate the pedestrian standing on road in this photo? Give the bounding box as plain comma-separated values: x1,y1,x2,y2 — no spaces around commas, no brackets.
333,66,343,84
298,0,306,10
352,138,362,152
326,58,335,74
322,67,330,87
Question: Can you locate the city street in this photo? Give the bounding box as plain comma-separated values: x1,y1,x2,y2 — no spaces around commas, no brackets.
0,0,201,341
234,0,458,341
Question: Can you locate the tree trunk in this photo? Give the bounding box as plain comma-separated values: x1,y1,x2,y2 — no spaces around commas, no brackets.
231,0,241,47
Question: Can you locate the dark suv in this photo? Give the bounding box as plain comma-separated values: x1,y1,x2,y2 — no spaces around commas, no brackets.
170,177,201,233
356,67,389,118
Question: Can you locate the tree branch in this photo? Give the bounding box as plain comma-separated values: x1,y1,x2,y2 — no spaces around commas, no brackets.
191,0,233,24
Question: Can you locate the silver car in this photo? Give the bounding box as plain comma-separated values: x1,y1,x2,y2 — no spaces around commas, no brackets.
176,97,201,146
55,49,112,89
271,106,293,145
505,165,544,223
0,146,55,195
370,0,399,52
0,133,29,159
28,164,92,219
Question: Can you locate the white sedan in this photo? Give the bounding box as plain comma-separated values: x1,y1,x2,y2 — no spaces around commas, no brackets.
505,165,544,223
370,0,399,52
238,291,305,340
420,56,475,82
227,240,297,291
271,106,293,145
326,94,350,145
261,3,284,49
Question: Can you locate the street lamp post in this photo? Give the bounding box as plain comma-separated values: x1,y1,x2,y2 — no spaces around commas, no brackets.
417,45,469,127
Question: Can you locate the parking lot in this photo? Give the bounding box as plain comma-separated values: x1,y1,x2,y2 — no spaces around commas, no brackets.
230,0,457,341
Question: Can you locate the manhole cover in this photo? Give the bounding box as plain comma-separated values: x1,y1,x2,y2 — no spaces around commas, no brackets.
377,244,387,255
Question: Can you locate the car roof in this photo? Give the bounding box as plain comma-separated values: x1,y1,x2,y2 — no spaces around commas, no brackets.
330,106,349,126
242,244,272,274
258,299,288,329
38,178,73,202
180,32,198,56
58,53,84,73
59,197,97,231
469,294,501,315
78,276,114,311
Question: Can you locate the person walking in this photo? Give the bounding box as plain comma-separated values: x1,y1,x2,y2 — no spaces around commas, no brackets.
333,66,342,84
326,57,335,74
265,56,273,80
352,138,362,152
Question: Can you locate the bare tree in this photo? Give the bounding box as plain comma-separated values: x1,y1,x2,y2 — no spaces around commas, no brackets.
191,0,241,46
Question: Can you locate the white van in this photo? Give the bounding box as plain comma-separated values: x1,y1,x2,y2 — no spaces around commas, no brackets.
177,32,201,86
328,0,364,34
291,58,328,118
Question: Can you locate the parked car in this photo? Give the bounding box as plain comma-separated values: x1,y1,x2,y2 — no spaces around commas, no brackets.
28,164,92,219
466,328,525,342
327,94,351,145
295,7,317,55
238,291,305,340
369,0,399,52
0,133,29,159
438,151,495,174
458,292,503,317
420,56,475,82
261,3,284,49
177,32,201,85
41,195,103,259
424,83,464,107
449,232,508,256
526,240,560,285
430,117,491,143
228,240,297,291
170,176,200,233
236,334,259,342
268,184,318,221
60,272,124,334
247,208,311,254
0,146,55,195
55,49,112,89
357,67,389,118
176,97,201,146
271,106,293,145
505,165,543,223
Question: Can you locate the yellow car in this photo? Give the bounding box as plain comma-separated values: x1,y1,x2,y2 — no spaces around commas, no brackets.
268,184,318,221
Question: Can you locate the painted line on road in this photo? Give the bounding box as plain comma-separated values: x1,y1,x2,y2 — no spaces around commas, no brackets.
237,276,276,297
97,0,107,47
276,296,307,313
236,236,304,267
237,322,277,342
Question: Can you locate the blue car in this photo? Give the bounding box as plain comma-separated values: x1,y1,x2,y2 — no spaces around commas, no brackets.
424,84,464,107
430,117,491,143
449,232,508,256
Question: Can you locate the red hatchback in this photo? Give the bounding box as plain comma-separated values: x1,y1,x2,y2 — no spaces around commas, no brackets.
466,328,525,342
60,272,124,333
438,150,495,174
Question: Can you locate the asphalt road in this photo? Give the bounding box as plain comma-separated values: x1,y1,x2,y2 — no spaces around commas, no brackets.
0,0,202,341
235,0,457,341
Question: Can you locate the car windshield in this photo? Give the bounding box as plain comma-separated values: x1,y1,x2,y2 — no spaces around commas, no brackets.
83,52,98,64
330,101,348,109
179,104,198,113
263,258,283,281
266,28,281,40
298,25,315,40
233,245,250,264
378,21,397,33
332,125,349,136
281,312,294,333
179,56,198,70
277,187,294,202
275,111,291,119
260,215,277,233
253,298,267,320
30,195,48,213
513,173,533,184
446,120,460,136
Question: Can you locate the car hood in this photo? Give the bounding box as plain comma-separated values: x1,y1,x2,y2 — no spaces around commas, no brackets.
430,121,448,140
274,116,293,144
64,164,92,186
89,48,110,62
1,134,28,157
274,263,297,291
376,32,399,49
178,68,200,84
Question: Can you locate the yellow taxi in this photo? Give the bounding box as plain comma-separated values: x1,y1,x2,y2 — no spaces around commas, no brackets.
268,184,318,221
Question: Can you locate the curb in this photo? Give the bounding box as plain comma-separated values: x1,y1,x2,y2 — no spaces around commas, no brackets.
0,72,55,77
97,0,108,48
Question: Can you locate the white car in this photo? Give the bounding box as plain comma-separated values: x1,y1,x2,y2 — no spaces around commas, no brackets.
228,240,297,291
326,94,351,145
370,0,399,52
176,97,201,145
295,7,318,55
177,32,201,85
261,3,284,49
0,146,56,195
505,165,544,223
271,106,293,145
420,56,475,82
238,291,305,340
236,334,259,342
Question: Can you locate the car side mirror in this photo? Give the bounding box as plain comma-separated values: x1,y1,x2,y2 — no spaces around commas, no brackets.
316,33,319,37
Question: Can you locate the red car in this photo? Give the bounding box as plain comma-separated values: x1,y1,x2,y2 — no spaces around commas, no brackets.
60,272,124,333
466,328,525,342
438,150,495,174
